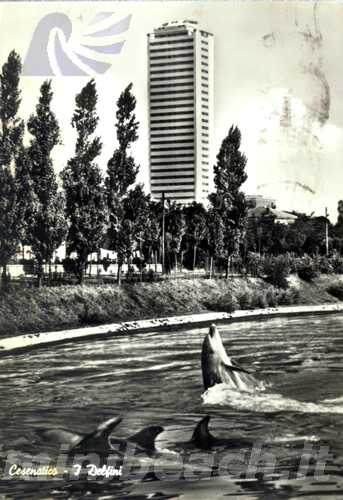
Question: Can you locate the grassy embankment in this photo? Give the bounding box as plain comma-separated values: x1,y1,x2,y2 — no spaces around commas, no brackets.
1,274,343,338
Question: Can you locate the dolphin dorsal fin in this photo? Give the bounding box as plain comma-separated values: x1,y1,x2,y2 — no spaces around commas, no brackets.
128,426,164,453
191,416,213,449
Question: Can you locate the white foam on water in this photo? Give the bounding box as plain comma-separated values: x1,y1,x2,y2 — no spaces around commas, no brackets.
202,383,343,415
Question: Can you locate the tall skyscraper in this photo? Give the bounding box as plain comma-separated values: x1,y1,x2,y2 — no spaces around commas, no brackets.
148,20,214,204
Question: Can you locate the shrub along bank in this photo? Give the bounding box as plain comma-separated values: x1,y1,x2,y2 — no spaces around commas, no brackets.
1,274,343,338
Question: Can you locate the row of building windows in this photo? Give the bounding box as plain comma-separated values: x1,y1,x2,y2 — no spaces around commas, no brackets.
150,65,194,75
151,188,195,193
151,95,195,103
151,112,193,124
151,132,194,137
151,145,194,152
153,31,192,39
151,167,195,173
151,159,195,166
150,95,194,104
151,153,194,159
150,52,194,62
153,181,198,187
151,138,194,145
150,74,194,82
149,37,193,47
150,66,194,75
149,44,194,53
150,82,194,89
151,185,197,191
151,104,194,111
151,125,194,132
150,60,193,68
151,108,194,115
151,122,194,127
151,174,195,180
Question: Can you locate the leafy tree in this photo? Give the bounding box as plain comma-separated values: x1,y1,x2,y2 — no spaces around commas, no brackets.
332,201,343,252
183,202,207,270
210,125,248,277
206,207,225,277
62,79,108,284
0,51,27,285
165,202,186,272
246,212,275,254
27,80,66,286
143,200,162,272
122,184,151,277
105,83,140,283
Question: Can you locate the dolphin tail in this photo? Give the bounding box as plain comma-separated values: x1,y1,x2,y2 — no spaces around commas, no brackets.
73,416,123,451
91,416,123,439
128,425,164,453
191,415,214,449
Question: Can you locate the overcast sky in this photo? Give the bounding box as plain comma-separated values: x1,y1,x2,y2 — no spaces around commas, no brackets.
1,1,343,221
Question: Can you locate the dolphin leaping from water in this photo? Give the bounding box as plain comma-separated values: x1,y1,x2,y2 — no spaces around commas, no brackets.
201,324,259,391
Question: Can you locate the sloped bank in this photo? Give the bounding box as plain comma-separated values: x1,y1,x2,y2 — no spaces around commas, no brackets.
1,275,343,340
1,304,343,356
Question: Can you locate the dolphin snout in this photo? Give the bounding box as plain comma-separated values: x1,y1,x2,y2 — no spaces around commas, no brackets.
209,324,217,337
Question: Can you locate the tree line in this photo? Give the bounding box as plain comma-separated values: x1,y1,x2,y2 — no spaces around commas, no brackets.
1,50,342,288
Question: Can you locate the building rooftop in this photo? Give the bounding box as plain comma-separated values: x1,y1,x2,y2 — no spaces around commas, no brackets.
248,206,298,221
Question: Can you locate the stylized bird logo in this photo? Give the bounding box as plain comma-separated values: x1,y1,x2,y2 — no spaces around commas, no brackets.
23,12,131,76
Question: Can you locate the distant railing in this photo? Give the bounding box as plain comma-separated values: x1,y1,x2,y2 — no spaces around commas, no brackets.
7,269,246,288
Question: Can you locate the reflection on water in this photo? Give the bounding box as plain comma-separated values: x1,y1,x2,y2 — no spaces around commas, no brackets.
1,314,343,498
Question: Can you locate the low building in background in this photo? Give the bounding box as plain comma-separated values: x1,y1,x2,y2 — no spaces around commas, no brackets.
247,194,298,225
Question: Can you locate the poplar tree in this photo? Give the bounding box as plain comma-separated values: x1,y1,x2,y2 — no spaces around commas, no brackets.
210,125,248,278
62,79,107,284
27,80,66,286
105,83,139,283
0,51,27,285
106,83,139,197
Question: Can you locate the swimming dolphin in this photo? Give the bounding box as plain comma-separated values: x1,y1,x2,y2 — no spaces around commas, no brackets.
190,415,253,450
201,324,259,391
36,416,164,456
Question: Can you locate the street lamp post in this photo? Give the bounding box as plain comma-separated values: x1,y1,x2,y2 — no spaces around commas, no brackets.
162,192,165,274
325,207,329,256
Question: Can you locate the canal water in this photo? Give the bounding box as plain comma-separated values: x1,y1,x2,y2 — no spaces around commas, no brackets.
1,313,343,498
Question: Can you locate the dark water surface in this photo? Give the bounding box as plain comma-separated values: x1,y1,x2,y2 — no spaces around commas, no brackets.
1,314,343,498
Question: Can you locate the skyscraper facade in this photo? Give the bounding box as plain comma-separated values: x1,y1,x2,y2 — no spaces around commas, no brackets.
148,20,214,204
